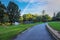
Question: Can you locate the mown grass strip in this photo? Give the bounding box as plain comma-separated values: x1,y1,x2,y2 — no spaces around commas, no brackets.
0,22,42,40
48,22,60,31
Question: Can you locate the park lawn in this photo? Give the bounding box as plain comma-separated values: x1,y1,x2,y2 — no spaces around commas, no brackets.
48,22,60,31
0,22,42,40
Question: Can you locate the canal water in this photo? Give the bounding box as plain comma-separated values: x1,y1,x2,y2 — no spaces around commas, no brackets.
14,23,55,40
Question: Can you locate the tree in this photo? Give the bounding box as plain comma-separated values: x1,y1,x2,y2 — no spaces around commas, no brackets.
23,14,42,23
32,15,41,22
42,14,51,22
42,10,45,16
23,14,26,22
42,10,46,22
52,13,56,21
26,14,33,21
56,12,60,21
7,1,20,24
19,16,23,23
44,14,51,21
23,14,33,22
0,1,6,24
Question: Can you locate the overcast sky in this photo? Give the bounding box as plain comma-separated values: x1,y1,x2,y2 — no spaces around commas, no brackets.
0,0,60,17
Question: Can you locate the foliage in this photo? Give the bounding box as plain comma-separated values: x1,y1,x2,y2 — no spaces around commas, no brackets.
0,1,21,25
19,16,23,23
52,13,56,21
22,13,51,23
23,14,33,21
0,1,6,24
7,1,21,24
56,12,60,21
23,14,33,23
52,12,60,21
42,14,51,22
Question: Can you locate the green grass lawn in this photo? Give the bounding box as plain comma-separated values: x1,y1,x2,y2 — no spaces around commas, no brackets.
0,22,42,40
48,22,60,31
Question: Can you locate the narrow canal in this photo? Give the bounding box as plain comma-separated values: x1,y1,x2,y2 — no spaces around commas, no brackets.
14,23,55,40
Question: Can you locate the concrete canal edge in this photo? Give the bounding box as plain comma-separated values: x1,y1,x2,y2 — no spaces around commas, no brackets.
46,24,60,40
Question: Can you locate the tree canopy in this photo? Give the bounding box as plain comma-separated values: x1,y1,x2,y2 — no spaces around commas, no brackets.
7,1,21,24
0,1,6,24
0,1,21,25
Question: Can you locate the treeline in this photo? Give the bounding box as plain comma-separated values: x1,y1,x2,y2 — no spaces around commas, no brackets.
0,1,20,25
20,13,51,23
20,11,60,23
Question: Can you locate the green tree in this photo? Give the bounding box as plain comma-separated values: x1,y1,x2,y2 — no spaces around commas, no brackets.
32,15,41,22
23,14,26,22
7,1,20,24
0,1,6,24
23,14,33,22
19,16,23,23
56,12,60,21
42,10,46,22
44,14,51,21
42,10,45,16
42,14,51,22
52,13,56,21
23,14,41,23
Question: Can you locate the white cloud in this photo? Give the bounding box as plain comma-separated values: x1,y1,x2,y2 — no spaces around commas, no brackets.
19,0,60,17
45,0,60,16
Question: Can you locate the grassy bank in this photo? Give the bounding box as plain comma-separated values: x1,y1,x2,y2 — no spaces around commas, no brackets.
0,22,42,40
48,22,60,31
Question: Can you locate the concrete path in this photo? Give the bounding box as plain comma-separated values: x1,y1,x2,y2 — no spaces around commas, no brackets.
14,23,55,40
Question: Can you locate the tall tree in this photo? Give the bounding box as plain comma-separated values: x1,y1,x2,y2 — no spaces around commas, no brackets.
7,1,20,24
0,1,6,24
56,12,60,21
52,12,56,21
42,10,45,22
42,10,45,16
